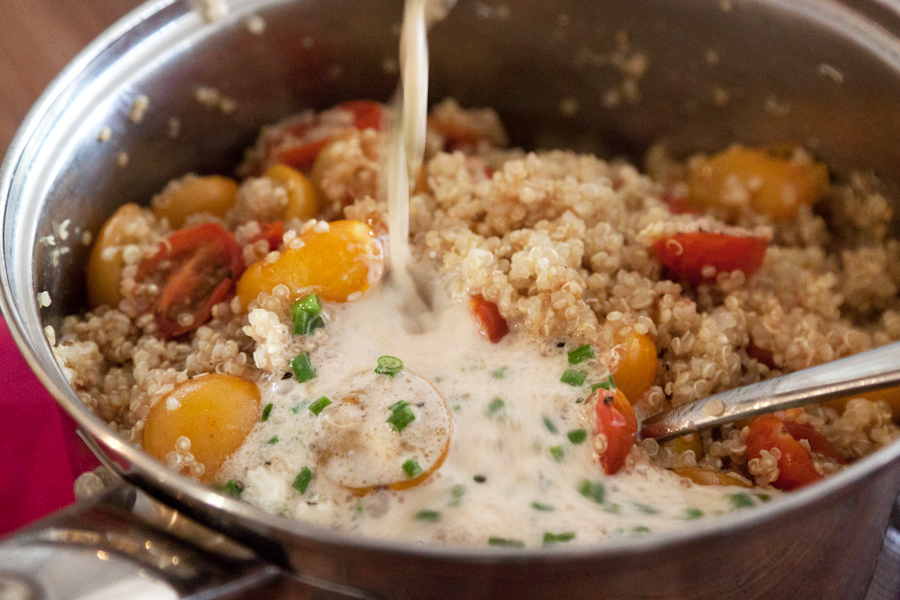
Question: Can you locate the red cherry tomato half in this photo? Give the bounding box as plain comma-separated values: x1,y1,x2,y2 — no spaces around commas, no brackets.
137,223,245,338
250,221,285,253
469,295,509,343
592,387,638,475
275,101,384,171
745,413,827,490
746,339,777,369
652,232,768,285
781,420,846,465
661,192,700,216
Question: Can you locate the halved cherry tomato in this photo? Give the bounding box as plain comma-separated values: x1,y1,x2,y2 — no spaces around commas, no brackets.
781,420,846,465
137,223,244,338
652,232,768,285
592,387,638,475
469,295,509,343
275,101,383,171
745,413,836,490
746,339,777,369
250,221,284,253
661,192,700,216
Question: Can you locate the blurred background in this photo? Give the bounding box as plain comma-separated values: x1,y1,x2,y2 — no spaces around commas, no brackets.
0,0,142,536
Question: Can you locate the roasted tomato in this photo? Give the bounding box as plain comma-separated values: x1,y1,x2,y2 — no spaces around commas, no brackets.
469,295,509,343
250,221,284,253
592,387,638,475
274,100,383,171
137,223,244,338
745,413,843,490
652,232,768,285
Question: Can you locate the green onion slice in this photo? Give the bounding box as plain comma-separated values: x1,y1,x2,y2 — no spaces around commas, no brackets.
415,510,441,522
549,446,565,462
267,435,279,444
542,531,576,545
293,467,312,493
217,480,243,499
402,459,423,478
578,479,605,504
488,537,525,548
289,294,324,335
387,401,416,432
531,502,554,512
567,345,594,364
567,429,587,444
561,369,587,387
308,396,332,416
543,416,558,434
486,397,505,416
261,402,273,421
592,374,616,392
375,355,403,377
291,353,317,383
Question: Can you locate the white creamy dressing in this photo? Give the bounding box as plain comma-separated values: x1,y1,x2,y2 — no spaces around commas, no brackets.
219,283,767,547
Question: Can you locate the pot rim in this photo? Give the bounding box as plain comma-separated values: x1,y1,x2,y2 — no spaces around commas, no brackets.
2,0,899,563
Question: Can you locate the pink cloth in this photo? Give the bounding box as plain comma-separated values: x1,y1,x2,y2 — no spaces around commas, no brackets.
0,317,75,536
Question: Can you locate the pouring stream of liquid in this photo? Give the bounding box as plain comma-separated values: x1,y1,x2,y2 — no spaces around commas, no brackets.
383,0,455,307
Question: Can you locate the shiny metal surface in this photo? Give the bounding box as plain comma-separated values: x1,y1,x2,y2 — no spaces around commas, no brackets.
2,0,900,598
641,341,900,442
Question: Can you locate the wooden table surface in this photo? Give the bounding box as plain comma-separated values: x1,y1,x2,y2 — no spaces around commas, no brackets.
0,0,142,534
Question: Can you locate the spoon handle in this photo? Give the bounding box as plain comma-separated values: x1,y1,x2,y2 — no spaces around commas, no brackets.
640,341,900,442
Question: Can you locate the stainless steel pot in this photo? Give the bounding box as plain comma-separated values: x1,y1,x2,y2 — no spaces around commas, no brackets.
2,0,900,598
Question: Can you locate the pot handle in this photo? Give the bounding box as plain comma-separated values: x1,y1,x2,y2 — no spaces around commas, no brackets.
0,481,283,600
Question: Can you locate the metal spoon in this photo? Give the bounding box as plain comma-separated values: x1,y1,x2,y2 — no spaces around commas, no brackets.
640,341,900,442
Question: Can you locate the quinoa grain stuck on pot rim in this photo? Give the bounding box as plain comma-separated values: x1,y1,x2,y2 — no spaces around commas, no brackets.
52,98,900,548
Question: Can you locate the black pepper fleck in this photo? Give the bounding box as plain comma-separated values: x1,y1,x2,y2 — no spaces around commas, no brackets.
282,372,293,379
474,475,487,483
557,342,565,348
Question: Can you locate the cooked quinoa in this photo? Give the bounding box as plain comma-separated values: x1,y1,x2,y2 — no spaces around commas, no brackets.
53,99,900,534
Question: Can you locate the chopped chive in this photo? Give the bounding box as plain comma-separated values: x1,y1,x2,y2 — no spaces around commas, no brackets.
728,493,754,509
604,503,621,515
566,429,587,444
291,353,316,383
402,459,423,478
491,366,508,379
486,397,506,416
578,479,605,504
567,345,594,364
293,467,312,493
294,311,324,336
387,401,416,432
297,293,323,314
267,435,279,444
290,401,307,414
561,369,587,387
289,294,324,335
632,525,651,534
755,493,772,503
531,502,555,512
543,416,558,434
488,537,525,548
375,355,403,377
633,502,660,515
261,402,274,421
450,484,466,506
592,375,616,392
415,510,441,522
308,396,332,415
684,507,704,520
549,446,565,462
542,531,576,545
217,480,243,499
